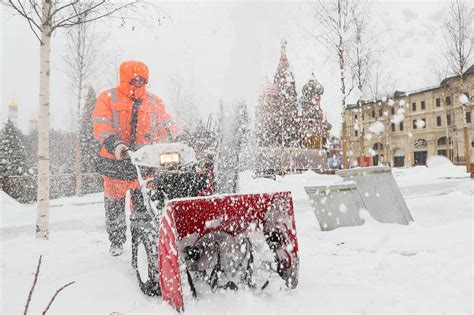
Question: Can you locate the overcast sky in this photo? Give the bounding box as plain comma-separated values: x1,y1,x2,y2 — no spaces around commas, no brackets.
1,0,455,135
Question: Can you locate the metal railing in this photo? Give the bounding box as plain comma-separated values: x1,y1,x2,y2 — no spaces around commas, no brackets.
0,173,103,204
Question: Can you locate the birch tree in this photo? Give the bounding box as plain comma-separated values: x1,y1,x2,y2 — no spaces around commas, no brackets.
350,4,371,166
443,0,473,83
314,0,359,168
1,0,160,240
442,0,473,171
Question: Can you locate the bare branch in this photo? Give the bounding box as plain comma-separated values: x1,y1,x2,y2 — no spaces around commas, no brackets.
42,281,75,314
28,0,42,22
50,0,79,17
6,0,42,42
51,0,105,30
51,1,141,31
443,0,474,83
24,255,42,315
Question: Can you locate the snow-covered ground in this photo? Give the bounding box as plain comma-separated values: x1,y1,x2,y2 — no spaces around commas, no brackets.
1,164,473,314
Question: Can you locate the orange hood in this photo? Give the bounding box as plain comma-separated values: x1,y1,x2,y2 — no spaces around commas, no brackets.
118,60,149,100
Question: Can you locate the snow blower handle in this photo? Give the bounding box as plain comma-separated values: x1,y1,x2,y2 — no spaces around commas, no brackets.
123,149,133,160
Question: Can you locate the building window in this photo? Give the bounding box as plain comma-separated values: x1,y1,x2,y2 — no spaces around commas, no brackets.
437,137,447,146
391,107,395,115
391,123,395,132
371,110,375,118
466,111,471,123
421,101,426,110
400,122,404,131
446,96,451,105
379,108,383,117
413,120,417,129
354,114,358,120
414,138,427,147
362,113,364,120
355,129,358,137
373,142,384,150
437,116,442,126
422,118,426,128
437,149,447,157
412,102,416,111
447,114,451,125
436,98,441,107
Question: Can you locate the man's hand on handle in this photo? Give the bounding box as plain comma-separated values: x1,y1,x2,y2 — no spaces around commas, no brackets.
114,144,129,160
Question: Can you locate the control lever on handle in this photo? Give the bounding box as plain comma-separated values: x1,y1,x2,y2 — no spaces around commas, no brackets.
123,149,133,160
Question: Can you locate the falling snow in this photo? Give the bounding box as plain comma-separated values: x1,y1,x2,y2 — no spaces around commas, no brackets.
368,121,384,134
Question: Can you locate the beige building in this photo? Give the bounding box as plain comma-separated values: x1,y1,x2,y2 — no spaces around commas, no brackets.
344,65,474,167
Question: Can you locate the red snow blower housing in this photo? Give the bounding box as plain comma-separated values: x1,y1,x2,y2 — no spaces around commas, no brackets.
129,143,299,312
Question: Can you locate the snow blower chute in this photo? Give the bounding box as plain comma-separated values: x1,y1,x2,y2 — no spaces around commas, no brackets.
128,143,299,312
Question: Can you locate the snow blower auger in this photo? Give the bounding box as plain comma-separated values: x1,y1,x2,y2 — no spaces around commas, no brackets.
129,143,299,313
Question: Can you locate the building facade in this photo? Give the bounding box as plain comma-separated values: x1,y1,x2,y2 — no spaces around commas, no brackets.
344,65,474,167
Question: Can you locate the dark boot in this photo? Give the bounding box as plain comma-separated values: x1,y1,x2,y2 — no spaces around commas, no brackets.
104,197,127,255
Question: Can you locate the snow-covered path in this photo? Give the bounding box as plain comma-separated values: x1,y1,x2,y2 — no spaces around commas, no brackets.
1,167,473,314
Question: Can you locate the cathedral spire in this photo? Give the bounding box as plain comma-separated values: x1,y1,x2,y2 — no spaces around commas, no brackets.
277,39,289,70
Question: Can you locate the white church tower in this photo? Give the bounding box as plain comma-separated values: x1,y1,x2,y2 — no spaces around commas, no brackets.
8,99,18,127
28,115,38,133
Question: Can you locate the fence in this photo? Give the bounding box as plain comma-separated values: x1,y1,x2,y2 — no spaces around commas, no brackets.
0,173,103,204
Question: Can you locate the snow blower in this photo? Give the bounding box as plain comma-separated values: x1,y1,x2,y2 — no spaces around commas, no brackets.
128,143,299,312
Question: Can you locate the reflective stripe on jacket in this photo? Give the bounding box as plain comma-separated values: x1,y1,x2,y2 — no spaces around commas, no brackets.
92,88,179,160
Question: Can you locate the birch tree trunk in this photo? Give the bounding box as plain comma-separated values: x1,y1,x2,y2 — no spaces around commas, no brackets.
339,45,349,169
37,0,52,240
74,78,83,196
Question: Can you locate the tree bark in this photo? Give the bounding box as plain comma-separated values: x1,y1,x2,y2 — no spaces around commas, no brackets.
36,0,51,240
339,45,349,169
74,72,84,196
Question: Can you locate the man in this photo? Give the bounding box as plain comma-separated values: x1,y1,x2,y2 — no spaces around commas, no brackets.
92,60,179,256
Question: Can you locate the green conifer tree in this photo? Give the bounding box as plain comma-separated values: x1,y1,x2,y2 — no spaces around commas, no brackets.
0,120,28,176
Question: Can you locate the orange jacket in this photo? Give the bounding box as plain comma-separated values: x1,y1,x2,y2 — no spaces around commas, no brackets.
92,61,179,160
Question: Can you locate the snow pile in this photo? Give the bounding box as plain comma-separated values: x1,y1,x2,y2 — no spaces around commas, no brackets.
392,157,468,187
1,191,34,228
0,190,20,209
424,156,467,177
426,155,453,168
